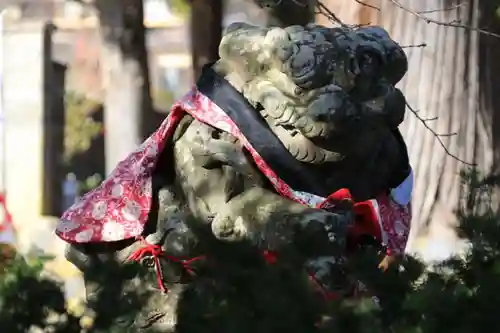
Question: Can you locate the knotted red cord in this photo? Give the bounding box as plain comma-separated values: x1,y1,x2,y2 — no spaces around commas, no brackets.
127,237,205,292
128,239,338,300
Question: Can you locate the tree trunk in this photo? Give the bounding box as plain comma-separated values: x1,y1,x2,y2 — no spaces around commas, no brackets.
94,0,154,174
262,0,316,27
189,0,224,80
316,0,500,259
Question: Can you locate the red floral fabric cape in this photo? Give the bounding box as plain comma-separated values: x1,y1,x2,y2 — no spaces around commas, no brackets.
55,88,412,255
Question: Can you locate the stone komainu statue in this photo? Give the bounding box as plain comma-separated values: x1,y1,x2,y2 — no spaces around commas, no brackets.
55,23,413,331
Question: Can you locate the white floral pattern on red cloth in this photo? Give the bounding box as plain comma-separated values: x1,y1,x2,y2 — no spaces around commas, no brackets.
55,88,412,255
377,195,412,254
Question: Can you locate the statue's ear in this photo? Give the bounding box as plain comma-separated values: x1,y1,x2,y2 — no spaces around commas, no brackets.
384,87,406,128
219,24,294,77
383,45,408,85
223,22,256,35
355,26,408,85
218,22,266,63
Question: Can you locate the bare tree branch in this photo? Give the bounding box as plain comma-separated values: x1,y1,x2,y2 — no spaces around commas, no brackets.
404,101,476,166
257,0,483,166
315,0,348,27
386,0,500,38
289,0,308,7
400,43,427,48
265,0,500,39
417,3,465,14
311,0,486,166
353,0,380,11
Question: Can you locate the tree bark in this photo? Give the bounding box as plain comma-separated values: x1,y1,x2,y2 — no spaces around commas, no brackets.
189,0,224,80
94,0,154,174
262,0,315,27
316,0,500,259
188,0,313,82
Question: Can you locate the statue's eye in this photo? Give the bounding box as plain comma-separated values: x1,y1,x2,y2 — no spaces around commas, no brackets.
356,51,382,77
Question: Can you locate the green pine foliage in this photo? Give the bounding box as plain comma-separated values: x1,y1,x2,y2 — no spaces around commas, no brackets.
169,0,190,17
0,253,84,332
327,169,500,333
0,253,151,333
64,92,103,163
0,170,498,332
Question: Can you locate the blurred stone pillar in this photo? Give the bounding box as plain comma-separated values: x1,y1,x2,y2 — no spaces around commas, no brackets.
3,21,51,249
3,21,85,298
42,51,66,217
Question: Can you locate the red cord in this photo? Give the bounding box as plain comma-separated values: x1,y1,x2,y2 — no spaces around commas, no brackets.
262,250,338,301
127,188,373,299
127,237,205,293
128,238,338,301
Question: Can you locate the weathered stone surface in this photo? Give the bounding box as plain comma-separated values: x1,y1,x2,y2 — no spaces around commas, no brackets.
64,22,410,331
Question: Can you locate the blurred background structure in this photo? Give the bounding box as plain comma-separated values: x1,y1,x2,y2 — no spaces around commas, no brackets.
0,0,498,300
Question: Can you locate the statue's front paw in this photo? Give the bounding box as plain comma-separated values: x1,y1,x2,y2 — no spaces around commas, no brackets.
211,215,250,243
326,210,355,244
295,210,353,257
